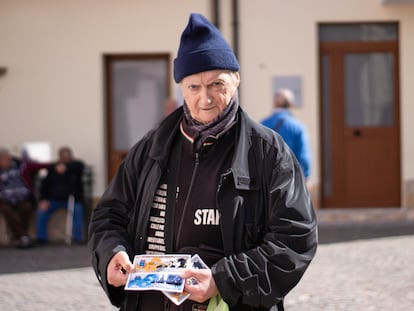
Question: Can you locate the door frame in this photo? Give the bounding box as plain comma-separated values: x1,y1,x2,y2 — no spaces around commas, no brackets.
103,53,171,183
319,40,401,208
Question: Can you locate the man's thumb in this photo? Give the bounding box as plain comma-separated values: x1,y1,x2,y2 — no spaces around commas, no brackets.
180,268,196,279
116,251,134,272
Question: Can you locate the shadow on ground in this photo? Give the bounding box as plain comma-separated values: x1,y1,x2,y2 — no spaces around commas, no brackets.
0,243,91,274
318,219,414,244
1,219,413,275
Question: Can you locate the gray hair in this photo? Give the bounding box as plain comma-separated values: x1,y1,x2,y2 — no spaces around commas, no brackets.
275,88,295,108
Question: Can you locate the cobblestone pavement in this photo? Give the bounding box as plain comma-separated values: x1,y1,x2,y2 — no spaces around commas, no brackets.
0,266,116,311
0,235,413,310
285,235,414,310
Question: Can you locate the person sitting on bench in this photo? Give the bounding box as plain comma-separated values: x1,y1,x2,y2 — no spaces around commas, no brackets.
36,146,84,244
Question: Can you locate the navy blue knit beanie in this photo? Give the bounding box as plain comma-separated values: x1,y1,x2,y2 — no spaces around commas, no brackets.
173,13,240,83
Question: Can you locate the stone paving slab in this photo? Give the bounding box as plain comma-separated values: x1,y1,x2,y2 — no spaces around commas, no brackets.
0,235,413,310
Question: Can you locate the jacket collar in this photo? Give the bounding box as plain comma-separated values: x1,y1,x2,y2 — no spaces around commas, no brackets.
230,109,258,190
148,107,183,162
273,108,292,117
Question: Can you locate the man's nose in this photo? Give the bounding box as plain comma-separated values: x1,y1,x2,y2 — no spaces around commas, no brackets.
200,87,212,104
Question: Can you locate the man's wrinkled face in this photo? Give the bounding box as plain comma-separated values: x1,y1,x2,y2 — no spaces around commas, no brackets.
181,70,240,124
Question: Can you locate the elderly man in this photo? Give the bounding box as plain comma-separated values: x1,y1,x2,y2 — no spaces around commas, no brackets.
89,13,317,311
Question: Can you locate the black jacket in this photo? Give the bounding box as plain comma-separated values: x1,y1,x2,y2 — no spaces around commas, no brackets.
88,107,317,310
41,160,84,202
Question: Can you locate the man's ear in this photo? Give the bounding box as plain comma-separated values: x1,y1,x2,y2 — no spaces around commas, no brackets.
233,72,241,88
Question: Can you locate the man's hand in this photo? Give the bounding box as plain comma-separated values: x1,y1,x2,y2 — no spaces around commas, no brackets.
181,268,219,303
38,200,50,211
107,251,134,287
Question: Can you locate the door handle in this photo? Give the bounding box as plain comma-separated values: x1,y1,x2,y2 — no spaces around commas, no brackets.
353,129,362,137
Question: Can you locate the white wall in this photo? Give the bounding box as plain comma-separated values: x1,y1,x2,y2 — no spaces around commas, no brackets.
1,0,414,197
0,0,210,195
239,0,414,186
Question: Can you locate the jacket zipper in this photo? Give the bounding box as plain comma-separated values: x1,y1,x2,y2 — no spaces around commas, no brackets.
176,152,200,246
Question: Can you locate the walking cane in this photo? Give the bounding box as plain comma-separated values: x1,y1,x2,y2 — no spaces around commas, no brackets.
65,195,75,245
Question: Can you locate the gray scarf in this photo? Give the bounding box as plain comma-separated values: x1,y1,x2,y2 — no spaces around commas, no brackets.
182,92,239,151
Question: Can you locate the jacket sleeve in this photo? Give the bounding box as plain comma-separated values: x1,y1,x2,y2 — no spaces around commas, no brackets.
211,135,318,308
88,141,147,307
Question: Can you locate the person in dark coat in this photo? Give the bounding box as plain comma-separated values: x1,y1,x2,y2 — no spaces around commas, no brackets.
36,146,84,243
0,147,34,248
89,13,317,311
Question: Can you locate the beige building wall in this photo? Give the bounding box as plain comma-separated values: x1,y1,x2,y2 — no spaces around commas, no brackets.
1,0,413,206
0,0,211,196
239,0,414,207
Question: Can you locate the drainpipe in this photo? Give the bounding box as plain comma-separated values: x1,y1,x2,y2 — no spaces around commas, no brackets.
212,0,238,58
212,0,220,29
232,0,239,60
232,0,241,97
212,0,241,95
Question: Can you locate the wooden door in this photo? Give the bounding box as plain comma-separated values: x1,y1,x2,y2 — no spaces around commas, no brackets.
104,54,170,182
320,42,400,207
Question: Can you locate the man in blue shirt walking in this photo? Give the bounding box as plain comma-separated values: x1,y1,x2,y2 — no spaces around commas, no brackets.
261,89,312,183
